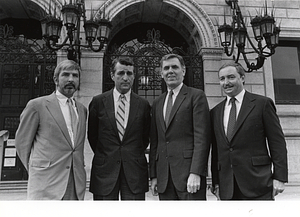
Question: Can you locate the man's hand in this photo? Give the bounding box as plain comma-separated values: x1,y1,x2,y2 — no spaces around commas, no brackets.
273,179,285,198
151,178,158,196
187,173,201,193
210,184,220,200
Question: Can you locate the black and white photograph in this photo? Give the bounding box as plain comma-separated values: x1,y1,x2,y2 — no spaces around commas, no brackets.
0,0,299,216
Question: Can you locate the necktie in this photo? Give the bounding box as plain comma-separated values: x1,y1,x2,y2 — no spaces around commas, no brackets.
165,90,173,126
67,98,78,142
227,97,236,141
116,94,126,141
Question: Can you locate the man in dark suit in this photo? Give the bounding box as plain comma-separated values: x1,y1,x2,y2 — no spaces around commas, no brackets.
88,56,151,200
149,54,211,200
15,60,87,200
210,62,288,200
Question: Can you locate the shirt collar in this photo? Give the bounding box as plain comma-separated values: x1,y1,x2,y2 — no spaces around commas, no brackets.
56,90,75,105
226,89,245,105
168,83,183,97
113,88,131,102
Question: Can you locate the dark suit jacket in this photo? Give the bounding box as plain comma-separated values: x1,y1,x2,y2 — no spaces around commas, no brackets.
211,91,288,199
149,84,211,193
15,93,87,200
88,89,151,195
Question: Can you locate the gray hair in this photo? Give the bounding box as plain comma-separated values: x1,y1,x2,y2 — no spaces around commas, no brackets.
53,60,81,78
160,53,186,69
111,56,134,75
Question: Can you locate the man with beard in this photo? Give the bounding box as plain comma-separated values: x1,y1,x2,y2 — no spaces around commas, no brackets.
210,62,288,200
15,60,87,200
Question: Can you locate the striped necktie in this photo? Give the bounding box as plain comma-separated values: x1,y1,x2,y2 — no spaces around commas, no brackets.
227,97,236,141
116,94,126,141
67,98,78,143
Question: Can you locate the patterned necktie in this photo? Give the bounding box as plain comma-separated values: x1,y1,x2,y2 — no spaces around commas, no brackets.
116,94,126,141
227,97,236,141
165,90,173,126
67,98,78,142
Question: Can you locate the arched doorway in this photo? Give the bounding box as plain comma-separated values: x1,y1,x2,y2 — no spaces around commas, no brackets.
103,23,203,105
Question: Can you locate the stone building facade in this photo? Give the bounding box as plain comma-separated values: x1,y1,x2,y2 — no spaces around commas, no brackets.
0,0,299,184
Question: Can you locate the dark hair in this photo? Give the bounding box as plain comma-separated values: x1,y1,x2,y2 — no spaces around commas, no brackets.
219,61,245,77
111,56,134,74
54,59,81,78
160,53,186,69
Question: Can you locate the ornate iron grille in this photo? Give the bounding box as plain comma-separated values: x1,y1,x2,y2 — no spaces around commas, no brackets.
104,29,203,105
0,24,56,138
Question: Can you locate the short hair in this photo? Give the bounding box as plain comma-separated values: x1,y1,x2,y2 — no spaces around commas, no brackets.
53,60,81,78
160,53,186,69
219,61,245,77
111,56,134,75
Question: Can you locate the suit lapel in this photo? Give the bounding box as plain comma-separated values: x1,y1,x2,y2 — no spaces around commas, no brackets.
217,99,228,143
103,90,119,138
158,92,167,132
45,93,73,147
233,91,255,138
123,93,140,140
166,85,187,129
74,101,85,147
216,92,256,144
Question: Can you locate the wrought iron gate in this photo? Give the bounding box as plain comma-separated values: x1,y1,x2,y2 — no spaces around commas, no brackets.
0,25,56,180
103,29,204,105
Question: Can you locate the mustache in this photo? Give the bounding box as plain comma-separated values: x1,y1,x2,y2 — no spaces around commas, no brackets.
64,82,75,88
224,83,234,88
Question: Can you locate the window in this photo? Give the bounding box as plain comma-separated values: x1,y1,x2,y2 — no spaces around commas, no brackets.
271,41,300,104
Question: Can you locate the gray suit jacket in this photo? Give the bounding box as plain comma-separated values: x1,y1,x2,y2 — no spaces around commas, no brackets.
15,93,87,200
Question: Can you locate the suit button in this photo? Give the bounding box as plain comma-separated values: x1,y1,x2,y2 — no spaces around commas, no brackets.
229,148,233,152
117,161,120,164
166,142,169,144
66,166,70,169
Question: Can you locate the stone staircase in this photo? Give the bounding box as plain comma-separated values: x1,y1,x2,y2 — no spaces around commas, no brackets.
0,180,92,192
0,181,27,192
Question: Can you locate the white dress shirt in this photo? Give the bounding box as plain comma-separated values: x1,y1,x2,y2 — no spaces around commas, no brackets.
56,90,78,146
113,88,131,129
163,83,183,119
223,89,245,134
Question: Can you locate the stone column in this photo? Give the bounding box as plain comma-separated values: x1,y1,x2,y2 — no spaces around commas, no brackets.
57,49,104,107
199,47,224,109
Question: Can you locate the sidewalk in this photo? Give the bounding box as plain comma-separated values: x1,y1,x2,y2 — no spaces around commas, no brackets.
0,183,299,217
0,182,299,201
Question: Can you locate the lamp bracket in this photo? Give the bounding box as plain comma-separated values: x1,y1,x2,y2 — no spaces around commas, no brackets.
218,0,279,72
